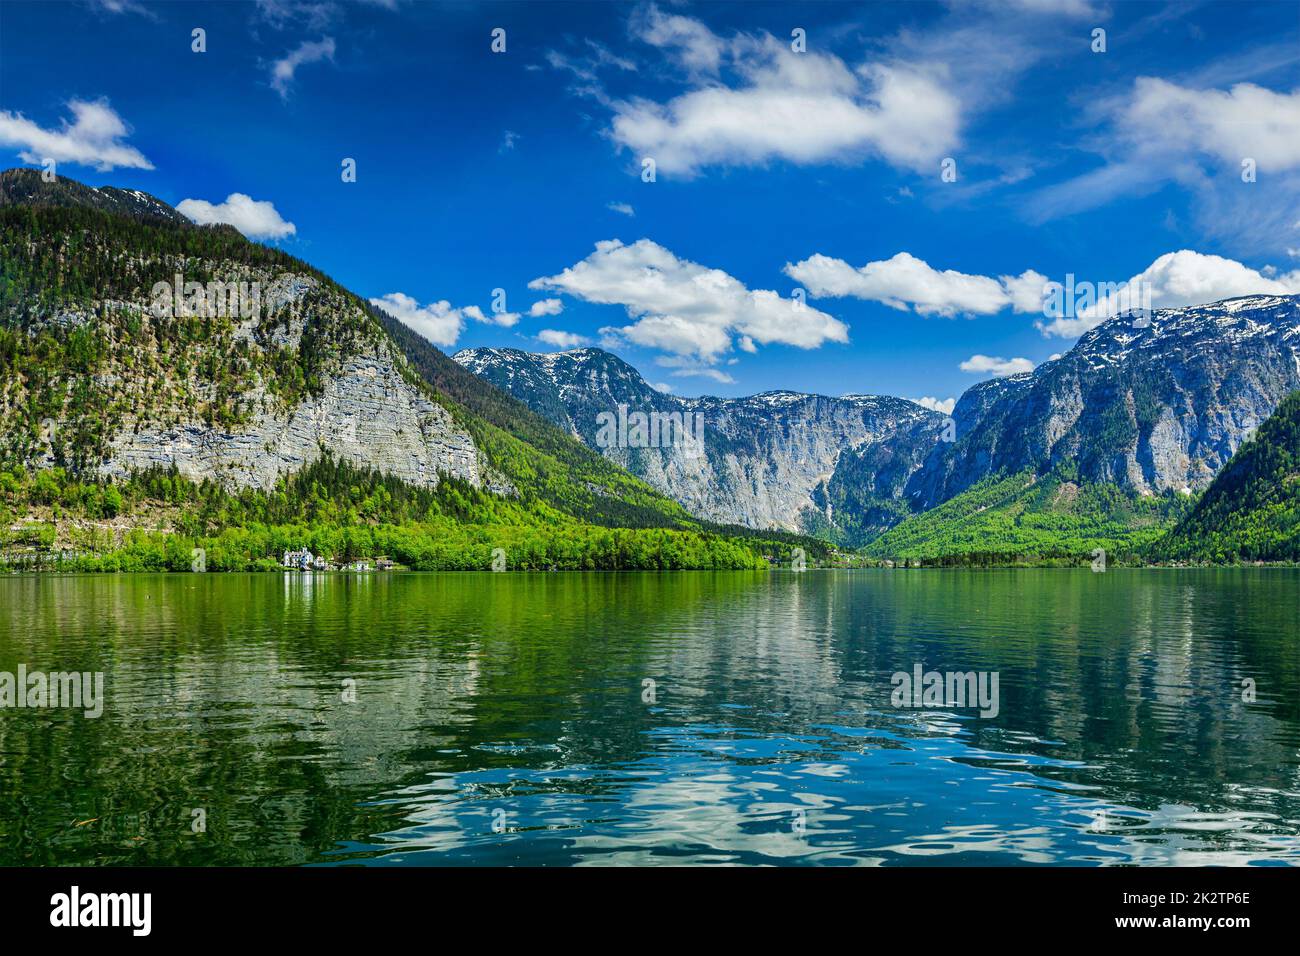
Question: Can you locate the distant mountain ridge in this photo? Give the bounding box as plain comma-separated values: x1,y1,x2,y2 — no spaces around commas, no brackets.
457,295,1300,546
906,295,1300,509
454,346,943,540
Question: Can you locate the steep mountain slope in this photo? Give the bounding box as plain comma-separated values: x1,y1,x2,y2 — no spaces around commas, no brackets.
0,168,751,538
454,346,943,540
0,170,503,495
807,405,949,544
1155,390,1300,561
905,296,1300,508
378,313,698,528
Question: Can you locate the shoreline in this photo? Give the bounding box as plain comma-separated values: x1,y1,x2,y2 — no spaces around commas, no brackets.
4,562,1298,576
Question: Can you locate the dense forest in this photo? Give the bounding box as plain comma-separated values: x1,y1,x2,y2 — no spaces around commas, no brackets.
1153,391,1300,562
0,454,808,572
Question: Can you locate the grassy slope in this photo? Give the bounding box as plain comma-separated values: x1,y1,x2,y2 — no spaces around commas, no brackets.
860,470,1192,564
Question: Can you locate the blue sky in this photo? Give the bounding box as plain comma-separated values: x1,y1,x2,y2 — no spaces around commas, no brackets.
2,0,1299,410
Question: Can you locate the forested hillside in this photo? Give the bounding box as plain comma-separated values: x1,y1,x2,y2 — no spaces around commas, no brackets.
1154,391,1300,562
861,469,1192,565
0,454,782,572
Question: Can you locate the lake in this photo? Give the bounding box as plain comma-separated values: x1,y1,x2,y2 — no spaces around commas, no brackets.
1,569,1298,866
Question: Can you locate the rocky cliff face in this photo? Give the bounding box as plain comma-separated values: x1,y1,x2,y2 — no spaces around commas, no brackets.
456,295,1300,542
0,172,505,495
454,347,942,535
1156,389,1300,561
100,342,485,492
19,271,495,493
906,295,1300,507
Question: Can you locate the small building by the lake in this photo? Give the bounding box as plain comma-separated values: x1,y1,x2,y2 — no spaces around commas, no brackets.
283,548,314,570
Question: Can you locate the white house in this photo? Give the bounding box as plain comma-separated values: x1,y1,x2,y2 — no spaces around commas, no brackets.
283,548,313,570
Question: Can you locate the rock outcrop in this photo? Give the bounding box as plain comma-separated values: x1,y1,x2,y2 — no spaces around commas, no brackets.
101,346,485,491
454,347,942,537
906,295,1300,507
0,169,501,495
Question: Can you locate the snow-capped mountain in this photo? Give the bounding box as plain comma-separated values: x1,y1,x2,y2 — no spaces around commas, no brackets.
905,294,1300,508
0,168,191,225
453,346,943,537
456,295,1300,543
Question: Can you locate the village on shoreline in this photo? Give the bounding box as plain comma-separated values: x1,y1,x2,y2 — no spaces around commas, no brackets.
279,548,397,573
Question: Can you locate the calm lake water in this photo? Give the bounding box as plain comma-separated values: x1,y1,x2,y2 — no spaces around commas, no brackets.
1,569,1298,866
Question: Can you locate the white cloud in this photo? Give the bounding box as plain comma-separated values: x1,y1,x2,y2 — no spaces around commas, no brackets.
785,251,1046,317
632,4,725,76
787,248,1300,333
1117,78,1300,172
177,193,297,239
270,37,336,99
1038,250,1300,337
499,130,520,153
585,39,637,73
654,356,736,384
530,238,848,365
960,355,1034,377
0,99,152,171
607,201,635,217
1030,77,1300,253
997,0,1101,16
649,382,675,393
463,304,520,328
543,39,636,106
372,293,523,343
679,367,735,384
1000,269,1054,314
528,298,564,317
1128,249,1300,303
369,293,465,348
255,0,342,30
90,0,156,16
913,396,956,414
536,329,590,349
560,0,1121,192
609,16,961,176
